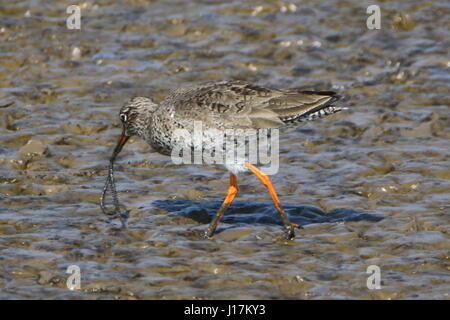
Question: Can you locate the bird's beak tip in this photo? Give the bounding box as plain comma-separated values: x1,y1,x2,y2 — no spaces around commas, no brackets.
111,129,130,161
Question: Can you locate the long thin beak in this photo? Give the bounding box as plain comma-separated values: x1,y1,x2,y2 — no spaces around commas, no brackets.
111,127,130,162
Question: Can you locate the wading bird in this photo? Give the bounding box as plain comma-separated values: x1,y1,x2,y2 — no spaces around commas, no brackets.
101,80,343,240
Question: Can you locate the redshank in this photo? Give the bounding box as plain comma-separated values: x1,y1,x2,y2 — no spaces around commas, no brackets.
101,80,343,239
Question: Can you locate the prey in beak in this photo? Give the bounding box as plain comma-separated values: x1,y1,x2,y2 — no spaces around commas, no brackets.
100,126,130,228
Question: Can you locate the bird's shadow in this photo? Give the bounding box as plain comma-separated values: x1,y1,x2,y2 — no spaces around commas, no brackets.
151,199,383,230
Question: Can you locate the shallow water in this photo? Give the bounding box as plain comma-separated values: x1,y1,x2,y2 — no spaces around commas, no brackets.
0,0,449,299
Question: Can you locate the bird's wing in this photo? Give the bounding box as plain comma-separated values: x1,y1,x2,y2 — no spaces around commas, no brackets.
169,81,341,129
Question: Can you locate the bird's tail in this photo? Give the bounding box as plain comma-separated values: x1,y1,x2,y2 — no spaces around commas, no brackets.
277,91,344,125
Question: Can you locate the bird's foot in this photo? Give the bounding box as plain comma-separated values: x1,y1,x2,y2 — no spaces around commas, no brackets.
201,229,213,240
284,225,296,240
291,222,303,229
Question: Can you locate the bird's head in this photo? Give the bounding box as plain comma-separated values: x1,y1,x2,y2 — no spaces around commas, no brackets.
111,97,158,161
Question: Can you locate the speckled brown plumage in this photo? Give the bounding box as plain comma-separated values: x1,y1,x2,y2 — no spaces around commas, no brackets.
119,80,342,158
110,80,344,240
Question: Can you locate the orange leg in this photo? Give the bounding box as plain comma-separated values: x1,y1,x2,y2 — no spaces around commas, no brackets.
203,173,238,238
245,163,296,239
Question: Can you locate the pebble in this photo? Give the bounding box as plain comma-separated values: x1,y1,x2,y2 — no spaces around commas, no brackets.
19,140,48,158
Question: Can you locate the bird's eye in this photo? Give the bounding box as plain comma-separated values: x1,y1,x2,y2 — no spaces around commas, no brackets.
120,114,127,122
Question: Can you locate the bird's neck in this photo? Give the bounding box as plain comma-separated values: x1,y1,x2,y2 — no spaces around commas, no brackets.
134,110,154,140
